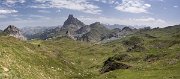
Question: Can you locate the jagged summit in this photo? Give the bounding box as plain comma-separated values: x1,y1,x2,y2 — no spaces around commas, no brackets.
93,22,101,25
4,25,20,34
90,22,101,26
58,14,86,39
68,14,74,20
63,14,85,26
3,25,26,40
89,22,105,29
122,27,132,31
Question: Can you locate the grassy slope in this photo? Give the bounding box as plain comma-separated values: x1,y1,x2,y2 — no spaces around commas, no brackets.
0,36,118,79
97,27,180,79
0,26,180,79
0,36,77,79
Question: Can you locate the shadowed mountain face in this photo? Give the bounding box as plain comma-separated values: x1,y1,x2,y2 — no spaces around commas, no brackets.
76,25,91,34
63,15,85,27
59,14,86,38
78,22,111,42
60,19,113,42
3,25,26,40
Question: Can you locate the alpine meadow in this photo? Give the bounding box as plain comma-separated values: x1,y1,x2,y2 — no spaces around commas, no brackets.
0,0,180,79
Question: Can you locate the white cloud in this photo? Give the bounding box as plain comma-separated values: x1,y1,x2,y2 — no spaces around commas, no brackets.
131,17,165,23
0,9,18,14
159,0,164,1
115,0,151,13
56,10,61,13
94,0,119,4
2,0,26,7
148,0,164,2
32,0,102,14
173,5,178,8
78,16,168,27
5,0,26,4
0,15,171,28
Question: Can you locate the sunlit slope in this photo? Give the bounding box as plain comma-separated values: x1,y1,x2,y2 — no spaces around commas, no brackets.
97,25,180,79
0,36,95,79
0,25,180,79
0,36,119,79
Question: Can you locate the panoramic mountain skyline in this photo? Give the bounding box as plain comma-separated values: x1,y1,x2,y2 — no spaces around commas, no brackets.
0,0,179,28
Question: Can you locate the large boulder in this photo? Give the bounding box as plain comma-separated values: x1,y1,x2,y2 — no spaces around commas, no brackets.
100,54,131,73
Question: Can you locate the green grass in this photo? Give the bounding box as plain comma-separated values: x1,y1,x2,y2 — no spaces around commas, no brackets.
0,25,180,79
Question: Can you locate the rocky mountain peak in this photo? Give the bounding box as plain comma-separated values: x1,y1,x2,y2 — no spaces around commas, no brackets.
3,25,26,40
63,14,85,26
122,27,132,31
90,22,103,28
58,14,86,39
91,22,101,26
68,14,74,20
4,25,20,34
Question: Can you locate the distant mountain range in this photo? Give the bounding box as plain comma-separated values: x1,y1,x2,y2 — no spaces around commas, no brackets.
104,24,135,29
20,14,137,42
0,15,152,42
21,26,58,40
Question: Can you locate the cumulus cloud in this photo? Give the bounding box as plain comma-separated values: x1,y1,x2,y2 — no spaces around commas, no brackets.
0,9,18,14
94,0,119,4
173,5,178,8
115,0,151,13
31,0,102,14
5,0,26,4
130,17,165,24
2,0,26,7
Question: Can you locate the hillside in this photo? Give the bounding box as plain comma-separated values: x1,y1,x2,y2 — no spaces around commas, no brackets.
0,36,116,79
0,25,180,79
98,25,180,79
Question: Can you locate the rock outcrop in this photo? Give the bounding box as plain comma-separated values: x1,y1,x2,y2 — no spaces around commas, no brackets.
3,25,26,40
100,54,131,73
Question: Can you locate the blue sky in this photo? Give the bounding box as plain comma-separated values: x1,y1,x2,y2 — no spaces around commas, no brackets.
0,0,179,28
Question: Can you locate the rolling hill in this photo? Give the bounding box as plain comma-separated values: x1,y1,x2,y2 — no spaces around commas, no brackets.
0,25,180,79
